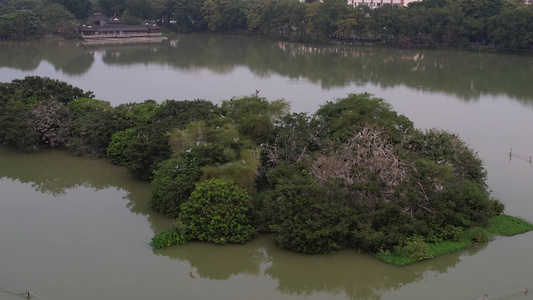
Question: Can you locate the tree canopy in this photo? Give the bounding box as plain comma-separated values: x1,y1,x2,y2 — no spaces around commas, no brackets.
1,0,532,49
179,178,256,244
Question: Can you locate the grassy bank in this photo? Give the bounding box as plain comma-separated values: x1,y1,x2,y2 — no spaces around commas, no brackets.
375,214,533,266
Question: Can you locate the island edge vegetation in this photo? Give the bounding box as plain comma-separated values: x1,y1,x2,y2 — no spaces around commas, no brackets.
0,76,531,266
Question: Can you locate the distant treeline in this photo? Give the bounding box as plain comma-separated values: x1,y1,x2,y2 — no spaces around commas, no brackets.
0,76,505,258
1,0,532,49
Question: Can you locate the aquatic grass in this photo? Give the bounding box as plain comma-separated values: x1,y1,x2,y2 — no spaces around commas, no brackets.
375,239,473,266
484,214,533,236
375,214,533,266
426,239,473,257
374,251,419,266
150,229,188,249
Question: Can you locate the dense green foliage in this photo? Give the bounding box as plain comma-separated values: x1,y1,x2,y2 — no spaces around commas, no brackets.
67,98,117,157
106,128,137,165
179,178,257,244
0,76,94,150
105,99,219,179
1,0,532,49
254,93,503,254
0,4,79,39
1,76,525,262
267,181,353,254
149,156,202,218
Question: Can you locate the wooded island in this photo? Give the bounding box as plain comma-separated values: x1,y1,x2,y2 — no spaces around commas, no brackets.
1,76,531,265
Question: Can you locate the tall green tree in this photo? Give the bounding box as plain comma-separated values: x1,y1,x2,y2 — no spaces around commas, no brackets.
15,9,39,39
220,96,289,143
150,156,202,218
334,16,358,39
122,0,160,23
67,98,117,157
244,0,271,34
167,0,206,31
315,0,349,38
488,7,533,49
201,0,245,31
50,0,91,19
270,0,305,37
38,3,75,35
97,0,124,17
304,1,320,38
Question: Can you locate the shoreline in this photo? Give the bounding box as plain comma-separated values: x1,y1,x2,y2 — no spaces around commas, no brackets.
375,214,533,266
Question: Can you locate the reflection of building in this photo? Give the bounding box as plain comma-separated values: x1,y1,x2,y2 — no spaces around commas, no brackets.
78,13,165,41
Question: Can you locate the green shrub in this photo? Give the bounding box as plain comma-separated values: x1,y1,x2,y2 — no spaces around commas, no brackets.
220,96,290,142
468,227,490,242
437,225,464,242
107,128,137,165
267,182,351,254
179,178,257,244
395,235,432,260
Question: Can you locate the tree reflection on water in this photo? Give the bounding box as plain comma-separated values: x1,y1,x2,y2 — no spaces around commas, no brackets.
1,35,532,103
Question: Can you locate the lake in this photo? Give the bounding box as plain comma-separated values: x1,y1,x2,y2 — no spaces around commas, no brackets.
1,34,533,300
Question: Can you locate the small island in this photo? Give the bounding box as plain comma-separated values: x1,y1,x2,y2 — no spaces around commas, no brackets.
1,76,531,266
